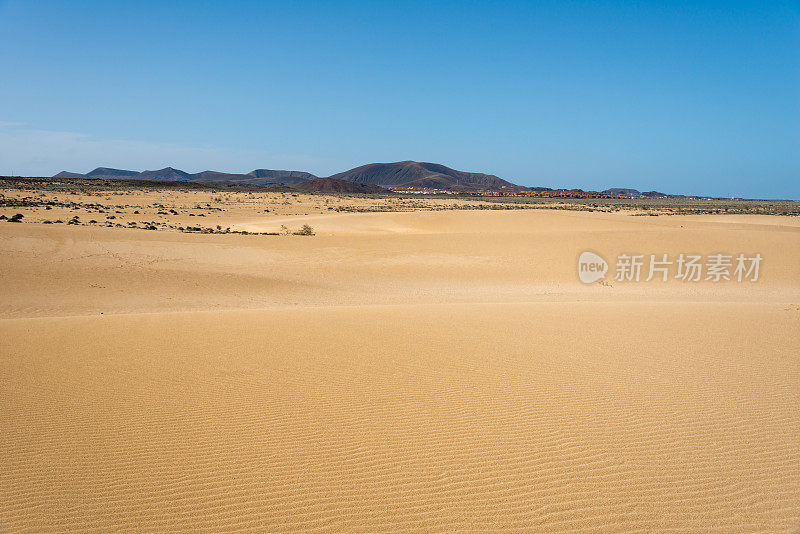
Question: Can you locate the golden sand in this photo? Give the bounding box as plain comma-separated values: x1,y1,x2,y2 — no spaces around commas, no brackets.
1,192,798,531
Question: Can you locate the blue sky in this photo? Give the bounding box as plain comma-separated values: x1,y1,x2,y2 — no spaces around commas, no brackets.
1,0,798,198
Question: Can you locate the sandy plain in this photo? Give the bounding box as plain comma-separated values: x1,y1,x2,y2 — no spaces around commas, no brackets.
1,187,798,532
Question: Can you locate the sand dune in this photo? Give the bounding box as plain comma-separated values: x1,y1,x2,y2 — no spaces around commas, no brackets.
1,200,799,531
1,303,798,532
1,210,797,318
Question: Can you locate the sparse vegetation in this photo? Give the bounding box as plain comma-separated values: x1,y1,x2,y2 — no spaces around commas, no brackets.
0,176,796,238
294,224,315,236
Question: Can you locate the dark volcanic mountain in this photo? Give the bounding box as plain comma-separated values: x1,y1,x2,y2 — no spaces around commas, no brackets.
53,171,85,179
603,188,641,197
327,161,519,191
602,188,673,198
84,167,140,179
52,161,522,191
46,165,715,198
54,167,316,186
191,171,252,182
136,167,192,181
295,177,389,194
248,169,318,184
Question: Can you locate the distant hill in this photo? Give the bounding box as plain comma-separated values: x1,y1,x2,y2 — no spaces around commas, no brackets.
38,166,762,198
602,188,675,198
136,167,192,181
328,161,519,191
248,169,318,184
53,171,85,179
53,162,522,191
55,167,318,186
84,167,140,179
603,188,641,197
295,177,389,194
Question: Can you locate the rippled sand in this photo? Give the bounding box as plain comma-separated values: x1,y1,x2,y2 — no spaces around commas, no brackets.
1,201,798,532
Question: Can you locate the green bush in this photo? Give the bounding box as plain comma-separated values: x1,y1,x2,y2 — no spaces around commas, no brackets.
294,224,315,236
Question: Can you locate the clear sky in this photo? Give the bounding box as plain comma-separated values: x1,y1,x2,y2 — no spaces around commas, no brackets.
1,1,798,198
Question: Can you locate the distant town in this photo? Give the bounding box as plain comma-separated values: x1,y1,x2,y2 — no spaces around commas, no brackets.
390,186,734,201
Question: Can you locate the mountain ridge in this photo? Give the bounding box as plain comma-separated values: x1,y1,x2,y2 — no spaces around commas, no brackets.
328,161,520,191
54,167,320,187
54,161,524,191
52,162,688,197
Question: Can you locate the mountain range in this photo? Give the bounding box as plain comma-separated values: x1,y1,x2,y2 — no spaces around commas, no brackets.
54,161,523,192
52,161,685,197
328,161,518,190
54,166,317,186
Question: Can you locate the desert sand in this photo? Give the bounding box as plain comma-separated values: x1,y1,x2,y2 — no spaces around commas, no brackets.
1,190,799,532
